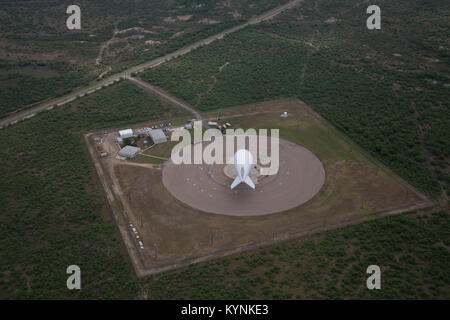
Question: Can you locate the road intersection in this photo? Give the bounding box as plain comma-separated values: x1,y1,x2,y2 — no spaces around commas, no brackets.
0,0,301,128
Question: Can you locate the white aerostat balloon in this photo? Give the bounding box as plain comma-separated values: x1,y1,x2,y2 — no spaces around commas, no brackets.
231,149,255,189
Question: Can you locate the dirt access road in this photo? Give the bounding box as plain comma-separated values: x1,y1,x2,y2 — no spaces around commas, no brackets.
0,0,302,128
126,76,207,127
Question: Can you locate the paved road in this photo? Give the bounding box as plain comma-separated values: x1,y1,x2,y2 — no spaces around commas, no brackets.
0,0,301,128
126,76,207,127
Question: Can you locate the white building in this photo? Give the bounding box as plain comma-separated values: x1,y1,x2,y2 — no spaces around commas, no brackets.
119,129,133,139
118,146,141,158
148,129,167,144
280,112,288,118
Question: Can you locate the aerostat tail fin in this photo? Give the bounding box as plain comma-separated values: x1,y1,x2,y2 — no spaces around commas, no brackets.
230,176,255,189
244,176,255,189
231,177,241,189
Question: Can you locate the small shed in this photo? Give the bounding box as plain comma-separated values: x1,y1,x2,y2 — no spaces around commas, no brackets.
119,129,133,139
118,146,141,158
148,129,167,144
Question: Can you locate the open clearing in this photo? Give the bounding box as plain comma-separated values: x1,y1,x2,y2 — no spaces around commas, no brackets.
88,98,431,276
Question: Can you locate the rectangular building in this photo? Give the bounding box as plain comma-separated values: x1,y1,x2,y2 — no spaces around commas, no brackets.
118,146,141,158
148,129,167,144
119,129,133,139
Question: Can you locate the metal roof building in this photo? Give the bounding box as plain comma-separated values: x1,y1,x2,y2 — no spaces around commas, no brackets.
148,129,167,144
119,129,133,139
118,146,141,158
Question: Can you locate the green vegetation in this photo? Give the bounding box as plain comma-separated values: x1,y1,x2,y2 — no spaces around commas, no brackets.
0,61,92,118
132,156,166,165
142,210,450,299
141,30,308,109
1,0,448,300
0,79,448,299
0,0,289,116
0,81,186,298
143,141,178,159
141,0,449,198
123,137,138,147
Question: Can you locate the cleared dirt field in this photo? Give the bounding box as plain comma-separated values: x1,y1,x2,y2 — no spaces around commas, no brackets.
89,98,431,276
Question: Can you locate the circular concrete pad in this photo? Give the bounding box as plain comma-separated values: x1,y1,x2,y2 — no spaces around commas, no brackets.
162,138,325,216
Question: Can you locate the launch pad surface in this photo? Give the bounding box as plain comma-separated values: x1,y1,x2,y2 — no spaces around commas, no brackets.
162,137,325,216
